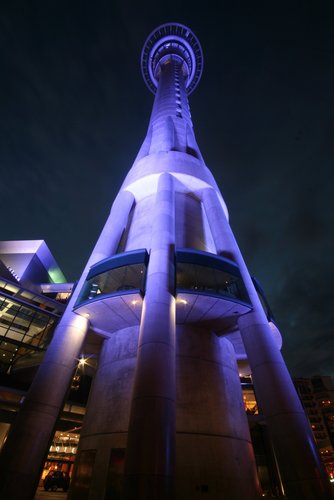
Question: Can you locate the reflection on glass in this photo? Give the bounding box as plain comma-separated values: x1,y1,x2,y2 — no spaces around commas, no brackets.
176,262,249,303
0,294,56,372
78,263,146,304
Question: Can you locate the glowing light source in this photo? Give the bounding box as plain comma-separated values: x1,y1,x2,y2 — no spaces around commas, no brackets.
79,357,86,366
177,298,187,305
48,267,66,284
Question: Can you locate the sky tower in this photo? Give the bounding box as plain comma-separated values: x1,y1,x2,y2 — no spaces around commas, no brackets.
0,23,332,500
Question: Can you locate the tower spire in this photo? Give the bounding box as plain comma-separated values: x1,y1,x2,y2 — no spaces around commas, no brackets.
135,23,204,161
141,23,203,96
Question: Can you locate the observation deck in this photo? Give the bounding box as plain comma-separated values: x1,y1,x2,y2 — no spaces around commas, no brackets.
141,22,203,95
73,248,281,351
74,249,252,336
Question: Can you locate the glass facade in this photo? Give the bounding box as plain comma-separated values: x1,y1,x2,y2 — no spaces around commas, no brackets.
176,249,250,304
76,249,253,308
76,250,148,306
0,278,64,373
79,264,146,303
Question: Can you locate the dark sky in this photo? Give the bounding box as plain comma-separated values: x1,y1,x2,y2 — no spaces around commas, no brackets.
1,1,333,378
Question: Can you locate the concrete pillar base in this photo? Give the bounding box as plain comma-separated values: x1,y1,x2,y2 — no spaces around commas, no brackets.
176,325,261,499
68,326,139,500
0,312,89,500
239,313,333,500
123,475,173,500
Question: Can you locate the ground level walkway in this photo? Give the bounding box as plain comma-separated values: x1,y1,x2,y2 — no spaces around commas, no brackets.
34,486,67,499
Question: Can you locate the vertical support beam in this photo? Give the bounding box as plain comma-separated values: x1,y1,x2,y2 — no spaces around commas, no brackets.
201,187,263,311
81,189,135,270
68,326,140,500
0,189,135,500
176,326,261,499
202,187,332,499
124,173,176,500
0,312,89,500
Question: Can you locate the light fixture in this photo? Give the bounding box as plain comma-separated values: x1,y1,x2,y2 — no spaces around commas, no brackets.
177,298,187,305
79,357,86,366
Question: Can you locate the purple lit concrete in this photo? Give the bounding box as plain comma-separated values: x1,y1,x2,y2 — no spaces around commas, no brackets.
0,190,135,500
0,311,89,500
202,186,332,499
1,22,331,500
124,173,176,499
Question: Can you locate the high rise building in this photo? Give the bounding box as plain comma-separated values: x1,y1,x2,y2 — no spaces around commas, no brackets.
0,23,332,500
294,376,334,483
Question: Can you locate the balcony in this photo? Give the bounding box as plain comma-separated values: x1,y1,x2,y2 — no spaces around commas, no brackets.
175,249,252,335
176,249,250,303
74,248,255,338
75,249,148,307
73,250,148,334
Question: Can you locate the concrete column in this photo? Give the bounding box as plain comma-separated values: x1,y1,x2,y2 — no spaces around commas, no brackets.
68,326,139,500
67,188,134,309
202,187,263,311
176,326,261,499
0,189,135,500
124,173,176,499
0,312,89,500
79,188,135,272
239,313,332,499
202,187,332,499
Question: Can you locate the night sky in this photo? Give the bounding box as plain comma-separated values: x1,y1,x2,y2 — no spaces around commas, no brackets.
1,1,333,378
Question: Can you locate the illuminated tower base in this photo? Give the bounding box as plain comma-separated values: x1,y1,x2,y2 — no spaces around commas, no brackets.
0,23,331,500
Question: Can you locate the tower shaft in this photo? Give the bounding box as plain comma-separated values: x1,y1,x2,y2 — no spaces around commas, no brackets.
146,58,197,155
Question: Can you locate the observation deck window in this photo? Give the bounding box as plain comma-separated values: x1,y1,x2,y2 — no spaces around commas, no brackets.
175,249,250,304
76,250,148,306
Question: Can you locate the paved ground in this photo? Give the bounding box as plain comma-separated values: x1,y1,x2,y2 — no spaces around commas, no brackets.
33,484,334,499
34,487,67,499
